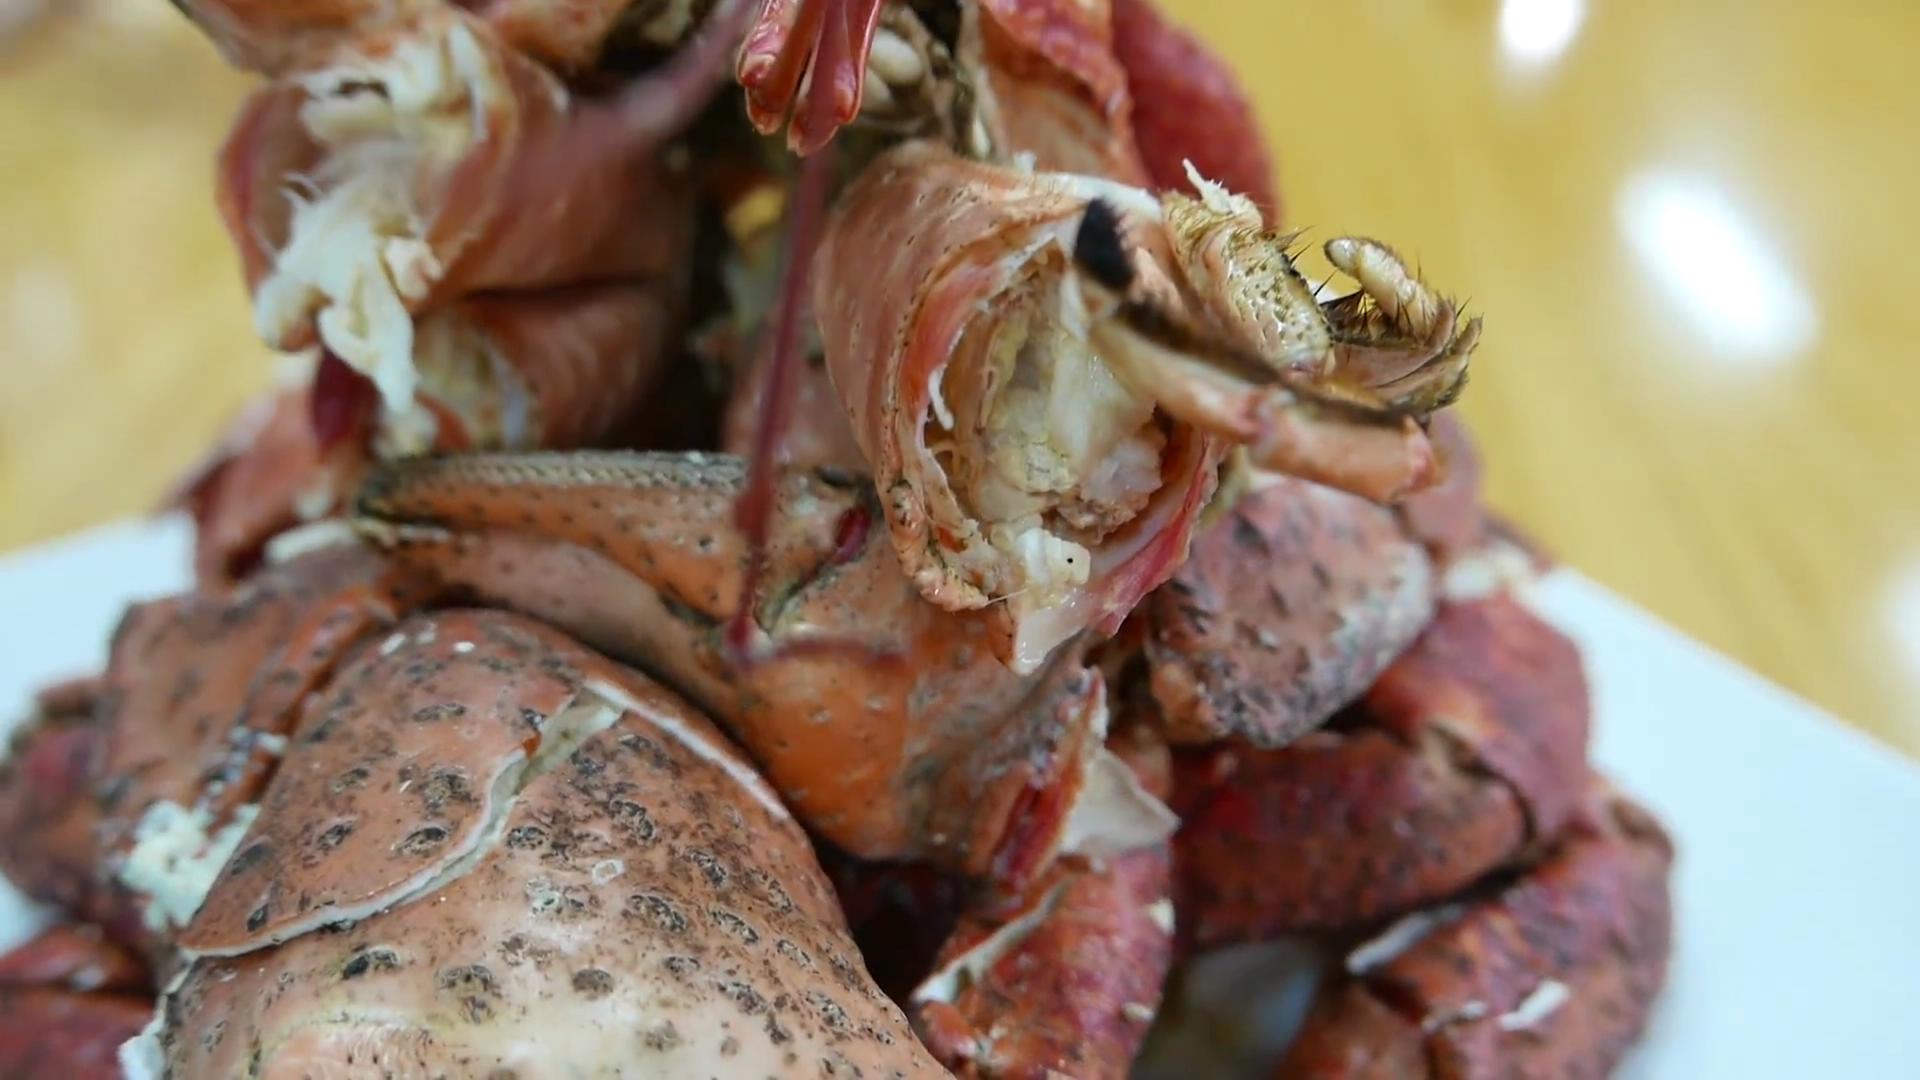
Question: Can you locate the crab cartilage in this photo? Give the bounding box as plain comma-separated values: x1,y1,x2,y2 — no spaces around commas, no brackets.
225,9,695,446
250,15,495,415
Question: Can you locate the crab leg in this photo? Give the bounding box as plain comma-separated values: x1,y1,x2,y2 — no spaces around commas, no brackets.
730,149,837,663
739,0,890,154
1171,596,1591,949
1279,783,1674,1079
910,725,1176,1079
0,927,153,1080
1145,473,1437,749
352,450,1172,881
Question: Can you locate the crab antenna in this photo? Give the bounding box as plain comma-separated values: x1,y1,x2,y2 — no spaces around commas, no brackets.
727,146,837,665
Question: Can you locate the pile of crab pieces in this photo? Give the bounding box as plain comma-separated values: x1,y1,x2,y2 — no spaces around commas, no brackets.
0,1,1671,1077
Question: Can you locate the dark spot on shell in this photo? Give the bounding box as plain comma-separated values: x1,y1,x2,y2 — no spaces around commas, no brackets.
246,904,270,932
571,968,615,999
626,892,687,934
708,908,760,945
506,825,548,850
230,841,272,873
410,702,466,724
397,824,450,856
341,947,401,979
418,767,474,812
746,869,796,914
685,849,727,887
775,939,815,970
719,980,768,1015
765,1012,792,1044
661,955,700,978
807,990,850,1030
332,765,370,793
608,799,656,841
437,964,499,1023
641,1020,681,1051
316,821,354,851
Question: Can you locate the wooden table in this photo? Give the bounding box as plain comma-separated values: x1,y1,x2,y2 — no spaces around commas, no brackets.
3,2,1916,753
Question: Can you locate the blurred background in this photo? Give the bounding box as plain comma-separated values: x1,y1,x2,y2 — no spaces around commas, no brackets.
1,1,1916,753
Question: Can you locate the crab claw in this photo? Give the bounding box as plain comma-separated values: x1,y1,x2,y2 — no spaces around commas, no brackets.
351,450,1170,883
813,144,1473,672
1081,192,1476,504
739,0,890,154
1281,783,1674,1079
1172,596,1591,948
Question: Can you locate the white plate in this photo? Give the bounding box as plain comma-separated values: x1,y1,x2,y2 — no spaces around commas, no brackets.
4,517,1918,1078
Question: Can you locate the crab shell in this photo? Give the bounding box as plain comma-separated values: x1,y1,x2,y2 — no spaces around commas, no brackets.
0,545,427,960
127,608,941,1076
912,727,1175,1079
